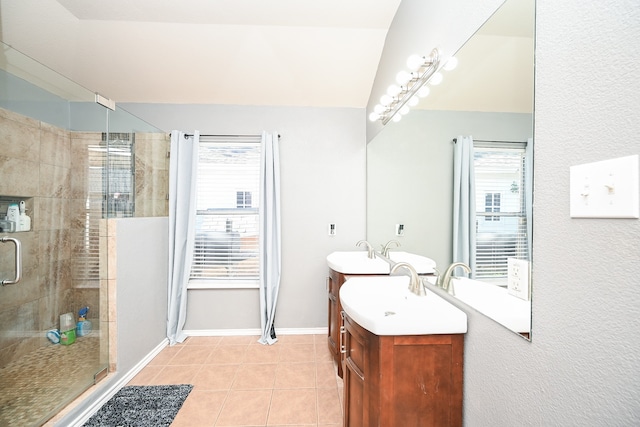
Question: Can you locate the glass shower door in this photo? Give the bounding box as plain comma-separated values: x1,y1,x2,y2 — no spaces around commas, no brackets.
0,43,111,426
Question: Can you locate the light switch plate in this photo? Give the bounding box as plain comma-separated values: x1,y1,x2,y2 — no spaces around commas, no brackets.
569,155,639,218
507,258,530,301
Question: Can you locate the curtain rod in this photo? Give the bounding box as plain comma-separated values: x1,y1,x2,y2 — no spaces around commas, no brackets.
452,138,525,144
181,133,280,138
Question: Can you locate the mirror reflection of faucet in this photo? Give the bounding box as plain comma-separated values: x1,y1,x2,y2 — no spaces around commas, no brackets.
381,240,400,257
438,262,472,296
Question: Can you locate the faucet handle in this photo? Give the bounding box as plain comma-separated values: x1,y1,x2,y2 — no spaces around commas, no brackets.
433,267,441,287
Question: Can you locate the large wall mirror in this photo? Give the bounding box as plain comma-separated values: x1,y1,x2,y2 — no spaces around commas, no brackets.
367,0,535,339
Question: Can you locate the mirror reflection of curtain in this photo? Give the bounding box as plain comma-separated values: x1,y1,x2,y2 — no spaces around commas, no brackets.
452,135,476,278
525,137,534,260
258,132,282,345
167,130,199,345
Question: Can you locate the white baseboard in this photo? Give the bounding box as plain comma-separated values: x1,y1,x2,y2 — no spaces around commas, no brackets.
184,327,328,337
64,338,169,427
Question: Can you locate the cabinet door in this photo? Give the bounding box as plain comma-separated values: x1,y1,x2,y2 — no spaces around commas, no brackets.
327,273,338,357
328,269,345,377
343,313,371,427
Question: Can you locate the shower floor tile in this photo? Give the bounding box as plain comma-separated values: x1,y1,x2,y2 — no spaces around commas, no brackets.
0,335,105,427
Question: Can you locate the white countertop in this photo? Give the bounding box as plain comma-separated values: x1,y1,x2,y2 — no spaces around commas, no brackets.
339,276,467,336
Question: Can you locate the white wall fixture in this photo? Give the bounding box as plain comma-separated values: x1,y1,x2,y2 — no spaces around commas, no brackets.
570,154,640,218
95,93,115,110
395,223,405,236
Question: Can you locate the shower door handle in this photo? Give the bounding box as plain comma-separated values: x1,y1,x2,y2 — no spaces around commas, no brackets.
1,236,22,285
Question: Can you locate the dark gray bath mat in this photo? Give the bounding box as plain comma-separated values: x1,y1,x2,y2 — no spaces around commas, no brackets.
83,384,193,427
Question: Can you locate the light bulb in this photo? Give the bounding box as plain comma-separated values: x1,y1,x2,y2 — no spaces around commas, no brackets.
369,112,380,122
387,84,402,97
374,104,385,114
408,95,420,107
399,105,410,115
392,114,402,122
430,72,443,85
406,54,425,71
443,56,458,71
380,94,393,106
417,86,430,98
395,70,412,85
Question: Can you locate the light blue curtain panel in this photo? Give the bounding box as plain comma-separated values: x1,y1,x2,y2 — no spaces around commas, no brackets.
167,130,199,345
525,137,534,261
452,135,476,278
258,131,282,345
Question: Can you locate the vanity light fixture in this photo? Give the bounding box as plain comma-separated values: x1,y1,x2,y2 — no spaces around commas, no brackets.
369,48,441,125
369,50,459,125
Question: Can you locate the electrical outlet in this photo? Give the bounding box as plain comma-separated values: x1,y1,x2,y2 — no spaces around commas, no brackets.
328,223,336,236
395,224,404,236
507,258,530,301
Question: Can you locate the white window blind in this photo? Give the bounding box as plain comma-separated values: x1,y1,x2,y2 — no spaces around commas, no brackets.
190,136,261,284
474,143,529,282
74,133,134,283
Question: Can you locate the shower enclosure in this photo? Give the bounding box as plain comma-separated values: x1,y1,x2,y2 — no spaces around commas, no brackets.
0,43,166,426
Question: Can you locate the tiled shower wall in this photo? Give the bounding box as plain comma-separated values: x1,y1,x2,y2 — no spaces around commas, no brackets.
0,106,169,369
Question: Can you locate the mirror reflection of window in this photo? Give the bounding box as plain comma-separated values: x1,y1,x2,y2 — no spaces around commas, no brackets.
474,144,529,284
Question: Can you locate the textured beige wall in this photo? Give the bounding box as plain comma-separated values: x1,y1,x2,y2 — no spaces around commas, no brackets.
0,107,77,368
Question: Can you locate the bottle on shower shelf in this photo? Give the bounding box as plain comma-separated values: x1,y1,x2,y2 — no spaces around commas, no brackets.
76,306,92,337
18,200,30,232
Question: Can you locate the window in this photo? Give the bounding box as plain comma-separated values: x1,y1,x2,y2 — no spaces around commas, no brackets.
236,191,252,208
474,144,529,282
189,136,261,287
484,192,501,221
74,133,134,284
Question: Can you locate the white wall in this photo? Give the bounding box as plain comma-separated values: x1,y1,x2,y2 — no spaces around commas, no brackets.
114,217,168,370
370,0,640,425
120,104,367,331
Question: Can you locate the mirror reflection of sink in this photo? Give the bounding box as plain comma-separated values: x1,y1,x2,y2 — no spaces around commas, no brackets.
387,251,436,274
327,251,437,274
424,276,531,334
339,276,467,336
326,251,390,274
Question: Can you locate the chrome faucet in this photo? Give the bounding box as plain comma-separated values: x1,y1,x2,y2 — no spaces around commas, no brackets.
381,240,400,257
391,262,426,296
438,262,471,296
356,240,375,259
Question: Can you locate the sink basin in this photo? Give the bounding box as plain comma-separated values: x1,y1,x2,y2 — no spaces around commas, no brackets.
326,251,390,274
327,251,437,275
388,251,436,274
339,276,467,336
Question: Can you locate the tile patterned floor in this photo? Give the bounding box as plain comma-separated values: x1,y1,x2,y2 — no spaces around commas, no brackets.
0,335,105,427
126,334,344,427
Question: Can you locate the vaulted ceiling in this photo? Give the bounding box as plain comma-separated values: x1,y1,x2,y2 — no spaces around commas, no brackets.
0,0,401,106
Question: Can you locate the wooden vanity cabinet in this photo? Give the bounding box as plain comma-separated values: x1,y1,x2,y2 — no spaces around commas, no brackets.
327,268,347,377
342,312,464,427
328,268,375,377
